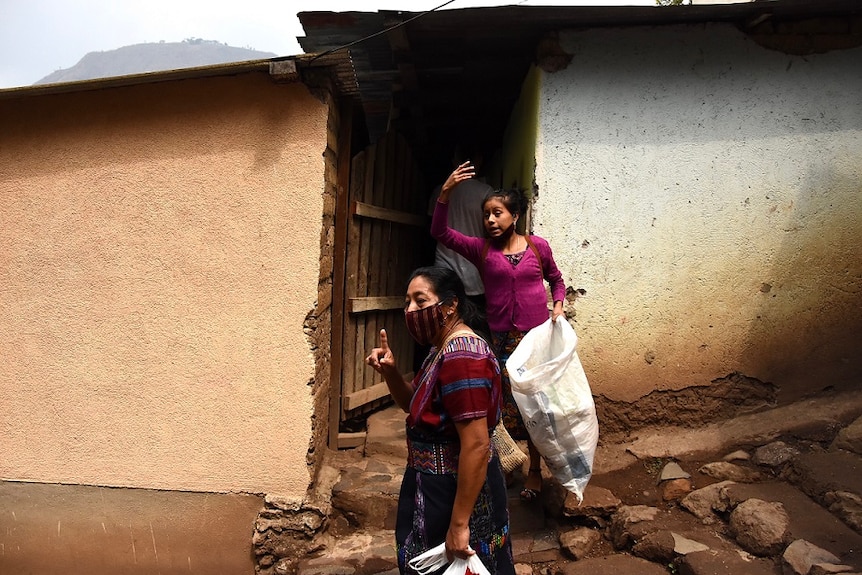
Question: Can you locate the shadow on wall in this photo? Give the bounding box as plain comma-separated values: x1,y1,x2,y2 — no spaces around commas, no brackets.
0,72,316,180
739,162,862,403
539,25,862,419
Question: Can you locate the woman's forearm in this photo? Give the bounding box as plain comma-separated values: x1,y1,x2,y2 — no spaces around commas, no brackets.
450,419,490,529
383,371,413,412
430,198,450,240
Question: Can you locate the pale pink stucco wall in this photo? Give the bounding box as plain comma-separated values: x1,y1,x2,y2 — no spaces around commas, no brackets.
0,72,326,496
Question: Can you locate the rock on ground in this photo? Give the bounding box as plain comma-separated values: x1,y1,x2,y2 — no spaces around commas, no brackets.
559,527,602,560
680,481,736,523
783,539,842,575
699,461,767,483
728,498,790,556
753,441,800,468
831,415,862,455
676,549,779,575
609,505,659,549
556,554,670,575
722,481,862,564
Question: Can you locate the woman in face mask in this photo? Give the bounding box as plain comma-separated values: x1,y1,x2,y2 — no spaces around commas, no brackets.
366,266,514,575
430,162,567,503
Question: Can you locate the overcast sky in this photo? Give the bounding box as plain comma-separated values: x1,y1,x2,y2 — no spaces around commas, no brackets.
0,0,654,89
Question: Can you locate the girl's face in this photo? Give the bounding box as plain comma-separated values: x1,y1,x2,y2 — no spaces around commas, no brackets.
483,197,517,238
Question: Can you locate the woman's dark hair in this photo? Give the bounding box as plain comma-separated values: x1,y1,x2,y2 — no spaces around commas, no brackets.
483,187,528,218
407,266,488,337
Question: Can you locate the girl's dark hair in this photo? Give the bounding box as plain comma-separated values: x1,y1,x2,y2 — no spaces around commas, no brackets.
407,266,488,338
483,187,528,217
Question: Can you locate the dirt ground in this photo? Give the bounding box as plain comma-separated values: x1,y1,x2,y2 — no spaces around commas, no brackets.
582,455,734,556
523,455,726,560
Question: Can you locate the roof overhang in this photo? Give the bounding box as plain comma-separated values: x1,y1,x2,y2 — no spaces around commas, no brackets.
298,0,862,177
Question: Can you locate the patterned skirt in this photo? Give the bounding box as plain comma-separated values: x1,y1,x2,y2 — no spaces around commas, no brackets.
491,330,529,441
395,442,513,575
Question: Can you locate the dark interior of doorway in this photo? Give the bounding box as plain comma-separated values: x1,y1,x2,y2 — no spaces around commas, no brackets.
333,106,508,448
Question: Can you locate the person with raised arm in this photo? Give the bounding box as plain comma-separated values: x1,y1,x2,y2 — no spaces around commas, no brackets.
430,162,567,502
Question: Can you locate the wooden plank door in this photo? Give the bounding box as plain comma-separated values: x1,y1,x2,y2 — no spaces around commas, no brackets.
335,130,428,448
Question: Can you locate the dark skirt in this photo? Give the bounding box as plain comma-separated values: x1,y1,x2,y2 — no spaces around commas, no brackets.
395,456,514,575
491,330,530,441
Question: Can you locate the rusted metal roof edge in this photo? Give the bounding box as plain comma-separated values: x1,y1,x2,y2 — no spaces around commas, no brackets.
0,57,300,101
302,1,862,35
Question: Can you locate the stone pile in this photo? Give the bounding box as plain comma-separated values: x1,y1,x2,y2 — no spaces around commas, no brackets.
285,410,862,575
547,415,862,575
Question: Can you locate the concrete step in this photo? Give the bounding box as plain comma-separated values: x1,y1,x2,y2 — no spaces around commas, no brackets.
296,529,398,575
365,406,407,463
330,457,403,531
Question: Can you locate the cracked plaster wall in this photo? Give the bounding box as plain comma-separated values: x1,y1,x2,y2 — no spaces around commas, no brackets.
534,23,862,404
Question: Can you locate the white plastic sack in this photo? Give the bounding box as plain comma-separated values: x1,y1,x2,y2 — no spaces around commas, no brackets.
506,318,598,503
407,542,491,575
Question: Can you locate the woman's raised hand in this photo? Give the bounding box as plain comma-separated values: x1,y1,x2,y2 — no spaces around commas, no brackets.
440,161,476,198
366,329,396,374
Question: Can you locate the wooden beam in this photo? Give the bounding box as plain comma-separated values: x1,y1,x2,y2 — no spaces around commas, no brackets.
349,296,404,314
342,372,413,411
268,60,298,82
328,99,353,450
385,15,428,147
343,382,391,411
337,432,367,450
353,200,427,227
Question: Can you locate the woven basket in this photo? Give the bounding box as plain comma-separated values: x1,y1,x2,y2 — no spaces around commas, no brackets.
491,422,527,473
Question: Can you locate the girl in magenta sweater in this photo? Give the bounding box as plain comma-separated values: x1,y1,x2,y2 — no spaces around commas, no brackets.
431,161,567,501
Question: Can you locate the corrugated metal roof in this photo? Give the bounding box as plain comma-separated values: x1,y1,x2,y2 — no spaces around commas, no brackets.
298,0,862,178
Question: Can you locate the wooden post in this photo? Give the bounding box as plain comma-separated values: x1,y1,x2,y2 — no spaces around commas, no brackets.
329,99,353,449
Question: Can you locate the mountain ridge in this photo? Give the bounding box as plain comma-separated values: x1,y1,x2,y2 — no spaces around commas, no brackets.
35,39,278,85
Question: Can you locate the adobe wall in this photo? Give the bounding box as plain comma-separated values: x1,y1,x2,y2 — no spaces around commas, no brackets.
0,72,327,496
0,481,263,574
532,23,862,427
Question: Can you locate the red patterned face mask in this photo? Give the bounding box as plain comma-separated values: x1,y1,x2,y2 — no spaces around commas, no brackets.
404,301,445,345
